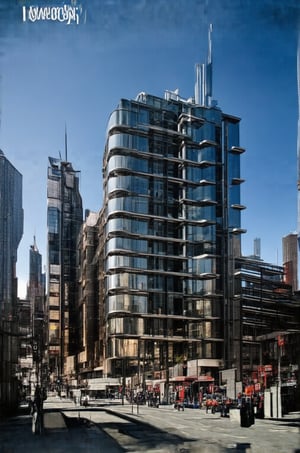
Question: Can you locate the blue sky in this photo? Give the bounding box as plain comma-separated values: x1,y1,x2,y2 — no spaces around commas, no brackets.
0,0,299,297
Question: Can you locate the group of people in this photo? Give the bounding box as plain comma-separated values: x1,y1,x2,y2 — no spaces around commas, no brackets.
205,396,232,416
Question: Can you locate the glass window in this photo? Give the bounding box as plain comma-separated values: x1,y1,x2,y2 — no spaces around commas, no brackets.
47,207,60,234
107,273,147,290
108,175,149,195
108,133,148,152
107,196,149,215
186,165,201,181
225,120,239,149
49,322,59,341
148,275,164,290
107,155,148,174
138,108,149,125
108,317,144,335
106,255,147,270
188,256,216,274
229,207,241,229
107,108,138,132
151,159,163,175
186,224,215,242
186,205,215,221
107,294,147,314
185,278,215,295
186,143,217,163
106,237,148,254
186,185,216,201
106,217,148,235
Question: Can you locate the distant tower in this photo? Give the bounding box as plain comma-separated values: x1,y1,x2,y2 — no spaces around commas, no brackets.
47,155,82,379
253,238,261,259
283,233,298,292
27,237,46,386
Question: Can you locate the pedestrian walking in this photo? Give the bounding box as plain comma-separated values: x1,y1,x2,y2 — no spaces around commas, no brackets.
31,386,43,434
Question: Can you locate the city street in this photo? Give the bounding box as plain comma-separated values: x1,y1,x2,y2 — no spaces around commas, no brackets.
0,396,299,452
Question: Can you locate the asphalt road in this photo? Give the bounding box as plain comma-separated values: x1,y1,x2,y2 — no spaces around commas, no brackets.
69,399,300,453
0,397,299,453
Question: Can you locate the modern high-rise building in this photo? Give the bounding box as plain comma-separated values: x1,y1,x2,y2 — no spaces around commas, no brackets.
0,149,23,412
28,236,45,318
76,210,100,381
0,149,23,316
47,156,82,380
17,238,46,397
283,233,298,292
27,237,46,385
100,26,246,385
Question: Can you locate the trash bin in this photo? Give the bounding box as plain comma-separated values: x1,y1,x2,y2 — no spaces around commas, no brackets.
240,398,255,427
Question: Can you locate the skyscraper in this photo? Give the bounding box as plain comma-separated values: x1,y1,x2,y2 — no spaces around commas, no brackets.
0,149,23,316
47,156,82,380
283,233,298,292
27,237,46,386
76,210,100,379
0,149,23,411
28,237,45,317
100,27,246,384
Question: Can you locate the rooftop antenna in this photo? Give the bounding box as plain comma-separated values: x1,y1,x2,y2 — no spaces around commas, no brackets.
33,234,39,252
195,23,213,107
208,23,212,65
206,23,213,100
64,123,68,162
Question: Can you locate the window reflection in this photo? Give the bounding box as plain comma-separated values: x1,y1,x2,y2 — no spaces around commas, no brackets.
106,237,148,253
107,273,147,290
106,255,147,270
108,317,144,335
108,132,148,152
108,175,149,195
106,217,148,235
107,294,147,314
107,196,149,215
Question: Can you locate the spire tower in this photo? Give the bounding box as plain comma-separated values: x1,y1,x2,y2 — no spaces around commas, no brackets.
195,23,213,106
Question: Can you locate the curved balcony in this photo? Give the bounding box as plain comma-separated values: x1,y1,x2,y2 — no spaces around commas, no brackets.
231,204,246,210
198,139,218,148
230,227,247,235
230,146,245,154
231,178,245,185
199,179,216,186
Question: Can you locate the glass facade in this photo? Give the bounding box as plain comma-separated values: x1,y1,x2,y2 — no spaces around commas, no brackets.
0,150,23,411
47,156,82,378
0,150,23,315
102,93,245,378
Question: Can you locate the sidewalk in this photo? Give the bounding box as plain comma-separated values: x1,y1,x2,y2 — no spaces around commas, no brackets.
0,401,124,452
